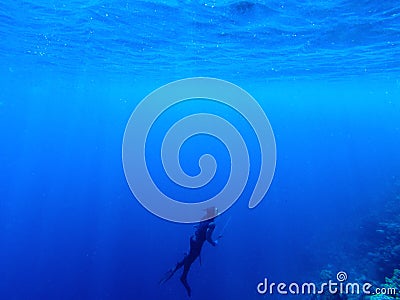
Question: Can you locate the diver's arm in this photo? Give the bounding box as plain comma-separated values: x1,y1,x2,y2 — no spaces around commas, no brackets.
206,222,218,246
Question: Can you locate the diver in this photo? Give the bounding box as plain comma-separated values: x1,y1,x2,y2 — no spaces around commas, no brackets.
159,207,220,297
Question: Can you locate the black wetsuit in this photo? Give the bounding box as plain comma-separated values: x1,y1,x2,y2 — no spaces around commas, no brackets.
163,219,217,297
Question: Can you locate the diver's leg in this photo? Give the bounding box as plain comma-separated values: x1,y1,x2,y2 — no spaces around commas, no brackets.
180,267,191,297
180,257,195,297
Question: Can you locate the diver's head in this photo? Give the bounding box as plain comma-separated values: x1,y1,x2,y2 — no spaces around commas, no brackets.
202,206,218,221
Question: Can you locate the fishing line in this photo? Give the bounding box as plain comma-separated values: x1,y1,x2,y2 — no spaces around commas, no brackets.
218,216,232,239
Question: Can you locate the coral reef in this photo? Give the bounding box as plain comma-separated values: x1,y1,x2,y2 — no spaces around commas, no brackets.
367,221,400,276
358,181,400,279
315,181,400,300
369,269,400,300
310,268,348,300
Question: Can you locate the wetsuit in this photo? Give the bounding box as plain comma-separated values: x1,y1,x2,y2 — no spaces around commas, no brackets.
161,219,217,297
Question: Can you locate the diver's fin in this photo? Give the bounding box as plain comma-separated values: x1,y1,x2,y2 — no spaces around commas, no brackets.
159,269,175,285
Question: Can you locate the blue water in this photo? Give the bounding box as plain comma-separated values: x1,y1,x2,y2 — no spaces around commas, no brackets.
1,1,400,299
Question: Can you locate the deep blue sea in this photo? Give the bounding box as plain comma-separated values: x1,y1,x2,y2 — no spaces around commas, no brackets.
1,1,400,300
